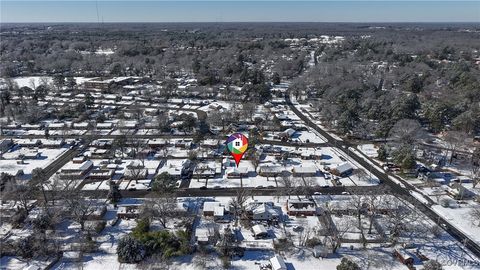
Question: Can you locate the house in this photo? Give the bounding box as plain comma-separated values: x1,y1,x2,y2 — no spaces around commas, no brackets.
226,167,249,179
41,139,65,148
292,166,317,177
117,205,140,219
286,199,317,216
73,122,90,129
269,255,287,270
331,162,354,177
96,122,113,129
193,164,218,178
252,224,268,239
148,139,168,149
91,139,113,148
203,201,222,217
72,156,86,164
48,122,66,130
259,166,288,177
246,202,280,221
89,148,110,158
88,169,115,181
60,160,93,179
278,128,296,140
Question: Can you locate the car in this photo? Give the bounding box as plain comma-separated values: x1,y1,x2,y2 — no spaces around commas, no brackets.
199,186,207,190
255,185,264,189
341,191,350,195
314,192,322,195
267,185,275,188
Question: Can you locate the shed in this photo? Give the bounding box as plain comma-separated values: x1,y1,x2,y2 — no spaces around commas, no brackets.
252,224,268,239
269,255,287,270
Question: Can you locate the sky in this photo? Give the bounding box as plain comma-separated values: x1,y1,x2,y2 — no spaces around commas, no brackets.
1,1,479,23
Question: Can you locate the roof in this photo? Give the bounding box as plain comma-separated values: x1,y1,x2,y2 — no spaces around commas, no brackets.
334,162,353,174
203,201,221,212
252,224,267,236
292,166,317,174
214,206,225,217
62,160,93,171
259,166,284,173
269,255,287,270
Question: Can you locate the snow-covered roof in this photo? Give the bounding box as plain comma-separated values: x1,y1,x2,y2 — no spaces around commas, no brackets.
270,255,287,270
62,160,93,172
252,224,267,236
333,162,353,174
292,166,317,174
203,201,221,212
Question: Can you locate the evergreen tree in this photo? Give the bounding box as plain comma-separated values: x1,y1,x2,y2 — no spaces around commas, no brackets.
117,234,146,263
337,258,360,270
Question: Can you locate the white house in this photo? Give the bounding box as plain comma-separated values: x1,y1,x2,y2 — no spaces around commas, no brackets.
331,162,354,177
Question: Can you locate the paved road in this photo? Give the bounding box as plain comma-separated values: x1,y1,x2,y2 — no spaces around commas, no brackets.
285,94,480,258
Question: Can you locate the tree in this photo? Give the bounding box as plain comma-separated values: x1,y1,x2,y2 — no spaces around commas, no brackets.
0,172,15,191
64,190,97,231
53,74,65,90
152,172,176,193
470,147,480,188
377,145,388,162
179,114,197,135
337,258,360,270
229,189,251,225
389,119,424,146
30,168,49,206
423,260,443,270
443,131,468,164
272,72,281,84
66,76,77,91
470,207,480,227
117,234,146,263
107,180,122,204
141,194,177,228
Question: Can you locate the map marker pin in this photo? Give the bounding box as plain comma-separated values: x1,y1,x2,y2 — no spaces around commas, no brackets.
226,133,249,167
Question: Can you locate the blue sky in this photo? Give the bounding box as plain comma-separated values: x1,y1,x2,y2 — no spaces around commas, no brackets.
1,1,479,23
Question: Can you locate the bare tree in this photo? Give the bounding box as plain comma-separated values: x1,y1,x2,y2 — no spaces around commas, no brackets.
229,188,251,225
348,194,368,248
470,207,480,227
470,147,480,188
141,194,177,228
444,131,468,164
389,119,425,146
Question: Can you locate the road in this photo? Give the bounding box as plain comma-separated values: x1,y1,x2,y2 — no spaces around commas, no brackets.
285,94,480,258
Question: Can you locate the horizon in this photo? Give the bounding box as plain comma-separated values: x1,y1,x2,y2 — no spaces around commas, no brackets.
1,1,479,23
